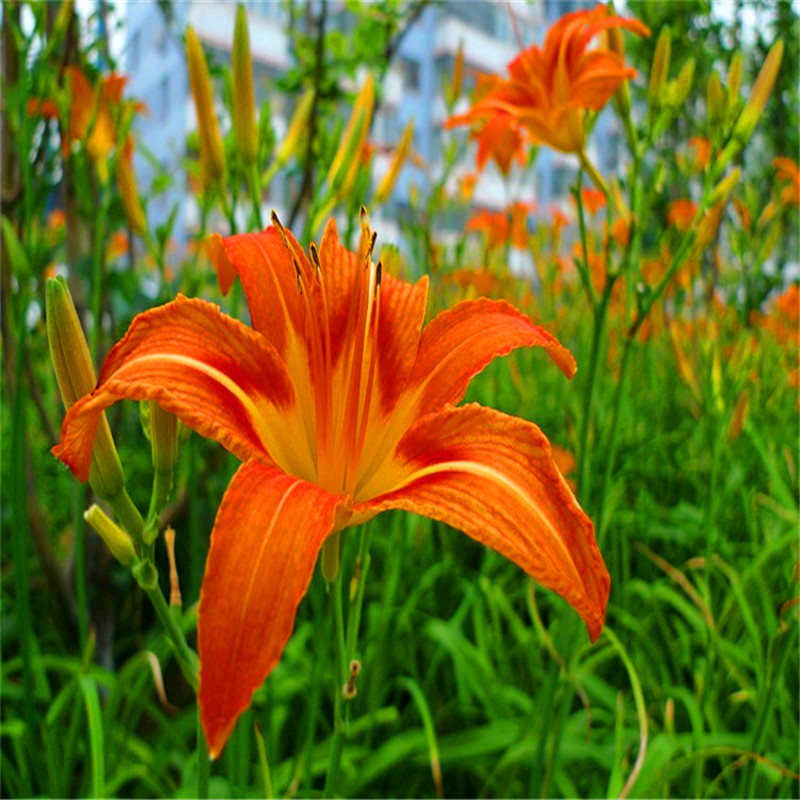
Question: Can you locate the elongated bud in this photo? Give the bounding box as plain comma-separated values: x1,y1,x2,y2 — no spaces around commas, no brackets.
150,401,178,511
52,0,74,43
85,505,137,567
233,5,258,165
706,70,725,132
727,52,743,111
47,277,126,502
327,74,374,195
116,137,146,235
668,58,694,108
445,41,464,107
607,26,631,117
649,27,671,110
374,120,414,203
186,26,226,189
710,167,741,205
733,40,783,144
275,88,314,166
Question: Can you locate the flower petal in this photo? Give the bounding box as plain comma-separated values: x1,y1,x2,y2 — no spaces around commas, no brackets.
408,298,576,417
53,296,312,483
198,458,348,758
318,219,429,411
207,228,310,360
354,404,609,641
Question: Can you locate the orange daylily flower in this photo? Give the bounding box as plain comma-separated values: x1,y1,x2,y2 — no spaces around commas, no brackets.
29,66,139,178
466,201,535,250
53,212,609,759
579,186,606,215
774,157,800,206
688,136,712,171
446,5,648,155
667,199,698,232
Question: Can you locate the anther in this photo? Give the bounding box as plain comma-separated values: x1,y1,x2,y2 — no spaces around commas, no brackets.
309,241,322,277
375,261,382,288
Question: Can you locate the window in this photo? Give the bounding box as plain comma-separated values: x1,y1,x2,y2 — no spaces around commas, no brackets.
400,57,421,92
157,75,170,121
128,29,140,72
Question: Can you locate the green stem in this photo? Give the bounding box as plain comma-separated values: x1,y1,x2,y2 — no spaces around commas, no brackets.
73,484,89,647
197,706,210,799
576,281,615,504
248,163,264,230
143,579,199,690
89,186,110,363
323,563,348,799
596,336,634,538
573,172,598,308
107,487,145,543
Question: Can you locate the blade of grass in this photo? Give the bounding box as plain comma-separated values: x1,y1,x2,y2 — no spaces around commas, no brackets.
78,674,105,798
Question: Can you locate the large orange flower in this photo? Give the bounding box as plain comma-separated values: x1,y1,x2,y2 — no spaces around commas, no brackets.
446,5,648,155
53,212,609,758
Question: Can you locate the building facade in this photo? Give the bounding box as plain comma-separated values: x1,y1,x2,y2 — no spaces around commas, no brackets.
125,0,624,250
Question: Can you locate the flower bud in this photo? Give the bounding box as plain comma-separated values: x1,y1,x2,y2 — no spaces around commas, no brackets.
47,277,126,502
668,58,694,108
186,26,226,189
116,137,146,235
327,74,374,196
648,27,672,111
733,40,783,144
727,52,743,112
84,504,137,567
275,88,314,167
150,401,178,512
706,70,725,132
710,167,741,205
232,5,258,166
606,26,631,117
374,120,414,203
444,41,464,107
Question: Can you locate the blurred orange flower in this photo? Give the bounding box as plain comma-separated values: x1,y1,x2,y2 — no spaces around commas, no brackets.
446,4,648,155
689,136,711,171
29,66,142,179
667,199,697,232
466,201,534,250
774,157,799,206
579,186,606,215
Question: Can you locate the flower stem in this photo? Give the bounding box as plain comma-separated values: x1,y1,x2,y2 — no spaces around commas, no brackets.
323,560,347,798
197,705,210,799
142,578,199,691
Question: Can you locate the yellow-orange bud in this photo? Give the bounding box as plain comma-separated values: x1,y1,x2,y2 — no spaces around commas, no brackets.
328,74,374,195
186,26,226,189
275,88,315,166
727,52,743,111
232,5,258,165
84,504,137,567
733,40,783,144
115,139,146,235
374,120,414,204
445,42,464,107
710,167,741,205
46,277,125,502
